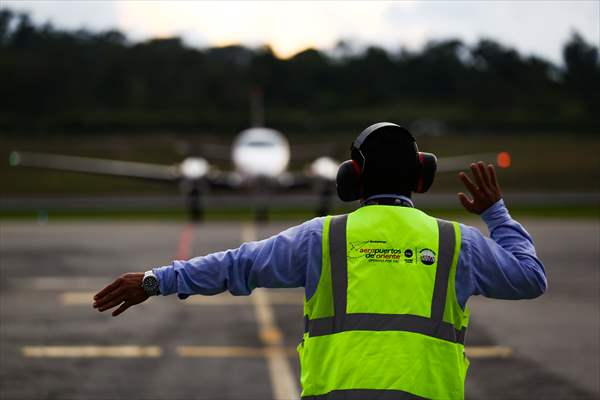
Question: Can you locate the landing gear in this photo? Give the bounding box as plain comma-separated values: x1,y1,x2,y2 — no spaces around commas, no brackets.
253,178,269,223
315,179,334,216
182,180,205,222
186,187,203,222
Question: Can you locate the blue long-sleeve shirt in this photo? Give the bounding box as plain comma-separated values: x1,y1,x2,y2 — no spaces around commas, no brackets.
153,198,547,309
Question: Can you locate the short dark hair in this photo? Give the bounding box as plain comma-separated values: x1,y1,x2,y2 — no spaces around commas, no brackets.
355,126,418,197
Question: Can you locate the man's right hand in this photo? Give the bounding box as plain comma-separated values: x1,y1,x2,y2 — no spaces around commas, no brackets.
458,161,502,215
93,273,149,317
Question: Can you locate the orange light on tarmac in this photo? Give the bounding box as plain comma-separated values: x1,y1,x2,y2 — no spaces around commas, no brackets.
497,152,511,168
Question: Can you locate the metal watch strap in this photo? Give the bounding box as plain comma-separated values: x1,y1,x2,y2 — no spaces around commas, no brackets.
142,270,160,296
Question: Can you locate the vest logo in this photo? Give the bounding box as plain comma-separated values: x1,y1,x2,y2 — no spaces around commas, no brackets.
349,240,405,263
404,249,413,258
419,249,436,265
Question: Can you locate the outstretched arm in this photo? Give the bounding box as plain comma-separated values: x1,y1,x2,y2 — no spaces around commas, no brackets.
153,222,314,299
93,220,318,316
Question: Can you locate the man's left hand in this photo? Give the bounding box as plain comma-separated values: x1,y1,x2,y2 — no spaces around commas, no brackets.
458,161,502,214
93,273,149,317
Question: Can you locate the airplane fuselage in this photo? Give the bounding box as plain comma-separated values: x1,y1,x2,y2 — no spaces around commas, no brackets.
232,127,290,181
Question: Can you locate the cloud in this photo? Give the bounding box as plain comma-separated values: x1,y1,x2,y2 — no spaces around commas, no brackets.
3,0,598,62
3,0,119,32
383,1,599,61
116,1,402,57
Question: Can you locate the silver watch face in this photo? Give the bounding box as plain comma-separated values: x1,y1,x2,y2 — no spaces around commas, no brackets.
142,276,160,295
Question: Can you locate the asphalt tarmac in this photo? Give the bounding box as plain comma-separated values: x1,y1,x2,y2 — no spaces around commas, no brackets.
0,217,598,400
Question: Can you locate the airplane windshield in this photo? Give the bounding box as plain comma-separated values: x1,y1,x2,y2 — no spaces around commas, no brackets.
245,141,274,147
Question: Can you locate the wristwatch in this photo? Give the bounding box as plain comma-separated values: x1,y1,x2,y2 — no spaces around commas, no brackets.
141,270,161,296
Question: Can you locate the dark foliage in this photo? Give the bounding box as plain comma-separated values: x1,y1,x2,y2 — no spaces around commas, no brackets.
0,9,598,134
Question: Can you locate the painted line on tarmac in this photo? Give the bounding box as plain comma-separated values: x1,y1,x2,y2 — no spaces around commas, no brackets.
21,346,161,358
12,277,110,291
177,346,297,358
21,344,511,359
60,291,96,305
243,222,301,400
466,345,513,358
176,345,512,359
59,290,303,305
176,223,195,260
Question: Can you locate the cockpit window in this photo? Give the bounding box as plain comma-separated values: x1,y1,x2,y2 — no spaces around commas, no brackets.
245,141,274,147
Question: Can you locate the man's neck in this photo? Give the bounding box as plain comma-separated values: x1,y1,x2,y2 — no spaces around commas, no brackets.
361,194,414,208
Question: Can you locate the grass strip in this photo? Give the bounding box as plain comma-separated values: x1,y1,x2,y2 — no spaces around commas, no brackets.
1,206,597,222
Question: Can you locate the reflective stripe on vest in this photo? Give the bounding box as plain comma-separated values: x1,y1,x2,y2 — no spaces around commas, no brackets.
304,214,465,344
302,388,427,400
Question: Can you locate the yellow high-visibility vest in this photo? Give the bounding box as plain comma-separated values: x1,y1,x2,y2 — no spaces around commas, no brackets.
298,205,470,399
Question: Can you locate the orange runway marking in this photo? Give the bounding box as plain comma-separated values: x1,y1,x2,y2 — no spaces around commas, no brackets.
176,223,195,260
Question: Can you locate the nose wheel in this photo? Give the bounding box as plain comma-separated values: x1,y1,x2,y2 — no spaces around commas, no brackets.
251,178,271,223
186,187,203,222
315,179,334,216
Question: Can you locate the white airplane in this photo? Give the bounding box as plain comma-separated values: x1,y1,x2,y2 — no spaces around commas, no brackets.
8,127,510,221
9,87,510,221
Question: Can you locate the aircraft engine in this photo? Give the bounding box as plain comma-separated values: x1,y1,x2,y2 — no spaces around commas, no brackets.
308,157,339,216
309,156,339,181
179,157,209,180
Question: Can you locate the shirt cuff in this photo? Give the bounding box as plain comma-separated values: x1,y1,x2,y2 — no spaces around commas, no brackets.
480,198,510,229
152,265,177,296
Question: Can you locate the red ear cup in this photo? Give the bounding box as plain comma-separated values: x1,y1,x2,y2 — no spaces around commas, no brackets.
336,159,363,201
414,152,437,193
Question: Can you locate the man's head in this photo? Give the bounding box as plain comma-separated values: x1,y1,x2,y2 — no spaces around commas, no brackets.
336,122,437,201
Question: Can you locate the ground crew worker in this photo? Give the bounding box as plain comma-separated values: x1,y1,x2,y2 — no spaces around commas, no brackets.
93,122,547,400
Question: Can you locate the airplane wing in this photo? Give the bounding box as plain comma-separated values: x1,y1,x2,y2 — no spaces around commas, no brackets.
289,143,338,163
9,151,180,181
436,152,511,173
284,151,511,189
297,151,511,183
197,143,232,162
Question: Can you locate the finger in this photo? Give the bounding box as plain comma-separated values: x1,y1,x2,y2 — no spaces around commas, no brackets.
98,296,126,312
112,301,132,317
94,287,126,309
458,192,474,211
470,163,486,191
459,171,478,196
477,161,491,187
94,278,122,300
488,164,500,189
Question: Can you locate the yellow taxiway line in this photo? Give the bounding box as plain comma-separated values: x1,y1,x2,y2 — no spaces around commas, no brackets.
60,290,303,306
22,345,512,359
176,346,297,358
242,222,301,400
466,345,513,358
22,346,161,358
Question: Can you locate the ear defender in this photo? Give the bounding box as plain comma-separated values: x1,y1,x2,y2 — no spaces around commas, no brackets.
414,152,437,193
336,122,438,201
336,159,363,201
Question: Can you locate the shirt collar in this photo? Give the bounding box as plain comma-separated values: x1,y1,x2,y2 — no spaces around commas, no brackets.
361,194,414,208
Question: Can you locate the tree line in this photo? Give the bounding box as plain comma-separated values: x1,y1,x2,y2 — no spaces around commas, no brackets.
0,9,598,135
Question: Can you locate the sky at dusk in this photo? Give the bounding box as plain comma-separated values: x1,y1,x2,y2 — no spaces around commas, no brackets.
3,1,598,62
